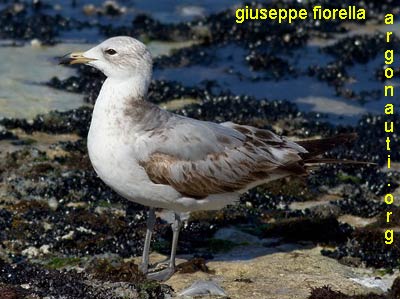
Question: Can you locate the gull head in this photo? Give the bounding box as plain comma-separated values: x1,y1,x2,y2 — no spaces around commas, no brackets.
60,36,153,80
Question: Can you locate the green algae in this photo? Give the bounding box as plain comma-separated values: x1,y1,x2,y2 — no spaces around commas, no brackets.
46,257,81,269
337,173,362,184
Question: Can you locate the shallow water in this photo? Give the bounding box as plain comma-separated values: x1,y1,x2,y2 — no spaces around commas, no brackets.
0,1,398,124
0,40,195,119
154,41,396,124
0,43,87,119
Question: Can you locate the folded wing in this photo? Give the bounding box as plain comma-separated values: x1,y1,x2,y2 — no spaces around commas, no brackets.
138,117,308,198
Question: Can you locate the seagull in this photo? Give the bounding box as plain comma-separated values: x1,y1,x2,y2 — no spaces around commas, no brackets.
60,36,361,281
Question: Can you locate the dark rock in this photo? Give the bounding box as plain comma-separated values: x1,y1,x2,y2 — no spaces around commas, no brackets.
323,34,400,65
0,3,71,44
308,285,385,299
0,259,172,298
100,13,194,42
0,107,92,137
0,129,17,140
246,50,297,79
322,229,400,269
260,217,352,245
176,257,213,274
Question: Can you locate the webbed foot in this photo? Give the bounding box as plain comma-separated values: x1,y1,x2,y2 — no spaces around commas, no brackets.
146,266,175,281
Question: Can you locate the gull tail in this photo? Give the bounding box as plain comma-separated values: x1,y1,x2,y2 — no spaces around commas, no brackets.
297,133,376,166
297,133,357,159
303,158,376,165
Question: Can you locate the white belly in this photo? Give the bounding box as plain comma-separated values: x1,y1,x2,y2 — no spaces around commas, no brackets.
87,112,182,210
88,122,142,195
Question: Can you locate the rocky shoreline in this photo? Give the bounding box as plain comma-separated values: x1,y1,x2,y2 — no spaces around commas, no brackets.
1,0,400,298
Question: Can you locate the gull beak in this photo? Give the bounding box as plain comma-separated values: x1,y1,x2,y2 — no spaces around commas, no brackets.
59,52,96,65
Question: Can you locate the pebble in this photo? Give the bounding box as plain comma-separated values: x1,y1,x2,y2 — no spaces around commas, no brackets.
48,198,59,211
178,280,227,297
21,246,40,258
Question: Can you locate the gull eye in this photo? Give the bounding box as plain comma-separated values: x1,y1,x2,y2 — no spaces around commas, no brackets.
105,48,117,55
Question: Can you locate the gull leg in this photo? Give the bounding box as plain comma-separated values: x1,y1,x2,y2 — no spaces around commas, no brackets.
139,208,156,274
169,212,181,269
147,212,182,281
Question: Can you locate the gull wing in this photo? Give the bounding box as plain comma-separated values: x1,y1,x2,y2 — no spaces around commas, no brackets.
137,114,308,198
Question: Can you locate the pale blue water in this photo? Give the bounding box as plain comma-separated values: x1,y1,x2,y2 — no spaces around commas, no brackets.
0,0,397,124
154,42,398,124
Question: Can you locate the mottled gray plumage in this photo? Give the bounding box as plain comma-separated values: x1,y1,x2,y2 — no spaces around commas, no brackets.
138,109,309,198
61,36,358,281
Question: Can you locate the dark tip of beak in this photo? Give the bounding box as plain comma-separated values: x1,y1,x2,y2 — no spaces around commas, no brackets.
59,53,72,65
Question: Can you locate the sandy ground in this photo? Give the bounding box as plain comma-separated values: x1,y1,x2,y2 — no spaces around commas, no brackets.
135,245,393,298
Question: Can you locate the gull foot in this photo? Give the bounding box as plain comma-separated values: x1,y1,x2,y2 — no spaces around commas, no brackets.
139,263,148,275
152,259,170,270
147,266,175,281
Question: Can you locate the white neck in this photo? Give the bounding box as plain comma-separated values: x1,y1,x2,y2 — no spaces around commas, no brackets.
91,72,153,134
99,73,151,102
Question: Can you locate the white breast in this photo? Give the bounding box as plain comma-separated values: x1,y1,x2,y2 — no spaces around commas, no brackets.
86,80,181,209
87,100,145,195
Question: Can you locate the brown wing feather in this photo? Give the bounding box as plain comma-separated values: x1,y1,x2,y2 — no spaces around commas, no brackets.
140,125,307,198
